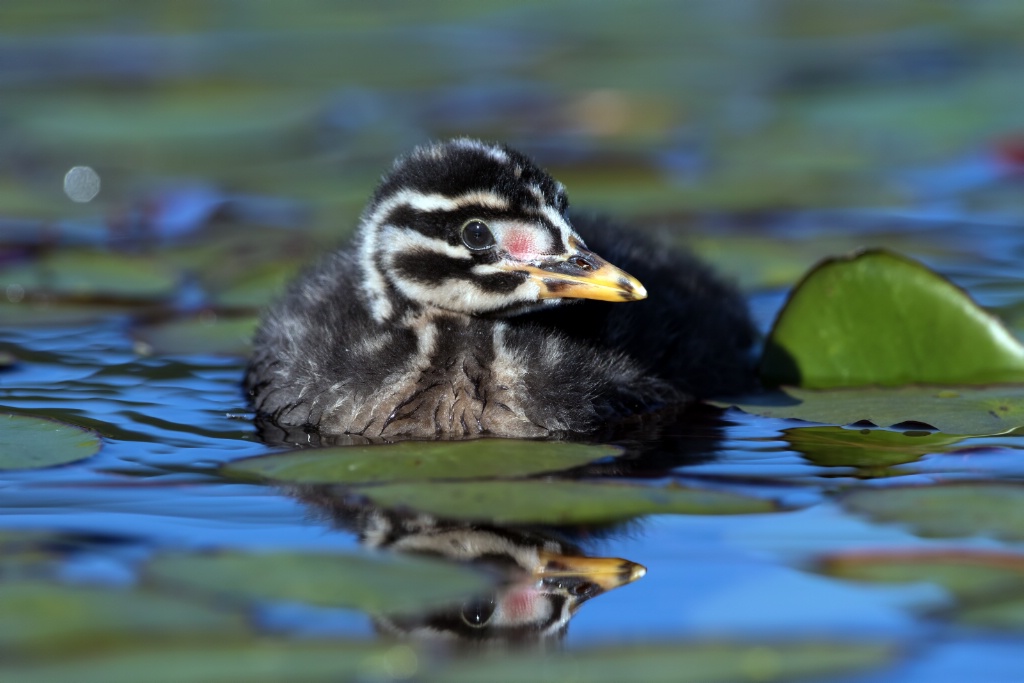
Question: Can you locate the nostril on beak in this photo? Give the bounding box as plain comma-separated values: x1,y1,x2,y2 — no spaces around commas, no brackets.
570,255,596,271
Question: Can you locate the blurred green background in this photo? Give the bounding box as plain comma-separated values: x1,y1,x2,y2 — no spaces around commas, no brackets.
5,0,1024,243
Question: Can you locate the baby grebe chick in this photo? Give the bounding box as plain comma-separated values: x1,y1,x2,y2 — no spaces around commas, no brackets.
246,139,755,440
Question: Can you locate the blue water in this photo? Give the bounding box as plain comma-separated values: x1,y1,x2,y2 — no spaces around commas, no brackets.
3,213,1024,681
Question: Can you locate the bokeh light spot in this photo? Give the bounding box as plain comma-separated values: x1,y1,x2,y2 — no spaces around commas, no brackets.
63,166,101,203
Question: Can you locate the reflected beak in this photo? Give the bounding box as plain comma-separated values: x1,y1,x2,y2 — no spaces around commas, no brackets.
535,550,647,591
515,244,647,303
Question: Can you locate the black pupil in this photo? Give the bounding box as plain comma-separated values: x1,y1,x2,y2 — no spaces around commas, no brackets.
461,597,496,627
462,221,494,250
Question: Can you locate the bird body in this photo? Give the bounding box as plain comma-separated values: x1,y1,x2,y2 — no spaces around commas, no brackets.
246,139,755,441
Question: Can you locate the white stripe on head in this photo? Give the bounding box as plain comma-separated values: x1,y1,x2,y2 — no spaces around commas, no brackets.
538,204,580,246
393,270,541,315
379,225,471,262
448,137,510,165
526,184,546,205
358,189,510,322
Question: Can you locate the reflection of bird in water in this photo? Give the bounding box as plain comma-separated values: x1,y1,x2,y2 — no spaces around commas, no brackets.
246,139,755,441
297,485,645,645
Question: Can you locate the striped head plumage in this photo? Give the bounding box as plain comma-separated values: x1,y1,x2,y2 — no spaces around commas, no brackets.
356,138,647,322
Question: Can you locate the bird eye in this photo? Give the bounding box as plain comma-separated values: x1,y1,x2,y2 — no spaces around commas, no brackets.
459,596,496,628
461,220,495,250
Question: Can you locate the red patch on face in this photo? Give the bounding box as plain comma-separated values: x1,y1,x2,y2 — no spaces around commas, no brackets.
504,228,539,260
501,587,539,622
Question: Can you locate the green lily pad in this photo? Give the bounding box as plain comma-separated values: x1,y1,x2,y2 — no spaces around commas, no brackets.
428,642,895,683
0,250,179,301
720,385,1024,435
0,301,137,328
760,249,1024,388
0,640,409,683
222,439,621,484
133,316,258,356
842,482,1024,540
785,425,963,469
351,480,780,524
0,581,247,652
210,261,305,310
959,595,1024,630
0,639,894,683
819,550,1024,601
0,414,101,470
145,550,492,615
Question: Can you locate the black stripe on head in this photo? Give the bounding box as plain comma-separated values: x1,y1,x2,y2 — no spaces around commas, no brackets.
384,205,518,244
391,250,525,293
372,140,569,217
384,204,568,254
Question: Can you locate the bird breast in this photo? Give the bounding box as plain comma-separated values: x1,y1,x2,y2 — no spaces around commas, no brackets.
319,314,549,440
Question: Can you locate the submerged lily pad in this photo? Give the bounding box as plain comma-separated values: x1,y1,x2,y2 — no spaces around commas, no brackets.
210,260,305,310
720,385,1024,435
0,414,101,470
145,550,492,615
222,439,621,484
760,250,1024,388
0,301,137,328
0,640,407,683
429,642,895,683
0,250,179,301
351,480,780,524
133,316,258,356
0,581,247,652
819,550,1024,601
0,639,893,683
959,595,1024,630
842,482,1024,540
785,425,963,469
819,549,1024,630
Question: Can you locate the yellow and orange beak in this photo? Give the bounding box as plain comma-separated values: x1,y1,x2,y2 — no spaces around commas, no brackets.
535,550,647,592
512,244,647,303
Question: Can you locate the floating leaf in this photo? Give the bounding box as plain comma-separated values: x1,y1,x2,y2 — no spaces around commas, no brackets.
0,414,101,470
0,639,894,683
760,250,1024,388
842,482,1024,540
210,261,305,310
428,642,895,683
0,250,179,301
0,581,247,652
0,640,408,683
959,595,1024,630
785,425,963,469
222,439,620,484
133,316,258,356
145,550,492,615
0,301,136,327
819,550,1024,601
720,385,1024,435
351,480,779,524
819,550,1024,630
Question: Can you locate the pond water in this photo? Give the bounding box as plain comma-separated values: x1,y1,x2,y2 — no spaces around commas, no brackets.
3,3,1024,682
